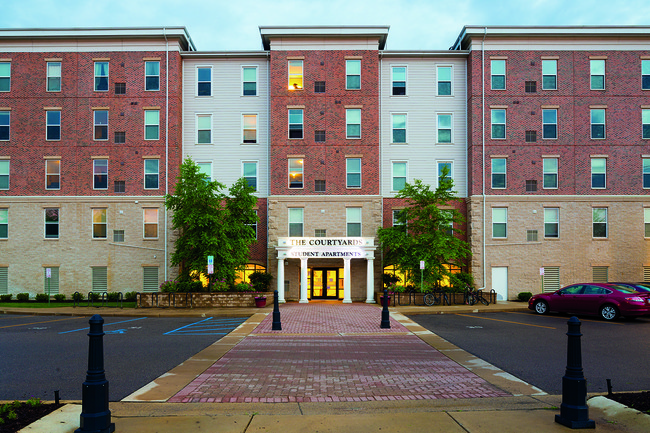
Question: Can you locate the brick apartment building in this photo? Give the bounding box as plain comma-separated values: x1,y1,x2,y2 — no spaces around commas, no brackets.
2,25,650,301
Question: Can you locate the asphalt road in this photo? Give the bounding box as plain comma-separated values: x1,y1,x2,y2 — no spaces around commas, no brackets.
409,311,650,394
0,314,249,401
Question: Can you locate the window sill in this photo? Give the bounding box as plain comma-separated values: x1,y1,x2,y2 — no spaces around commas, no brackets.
92,238,108,241
592,237,608,241
241,142,259,145
541,88,558,91
391,142,408,145
143,238,159,241
543,237,560,241
195,143,213,145
44,238,59,241
436,142,453,145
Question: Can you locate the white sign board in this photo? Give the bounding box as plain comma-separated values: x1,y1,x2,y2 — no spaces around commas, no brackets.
207,264,214,274
420,261,425,270
45,268,51,278
540,267,545,276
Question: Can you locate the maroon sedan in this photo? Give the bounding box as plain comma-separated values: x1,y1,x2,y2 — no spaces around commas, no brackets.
528,283,650,321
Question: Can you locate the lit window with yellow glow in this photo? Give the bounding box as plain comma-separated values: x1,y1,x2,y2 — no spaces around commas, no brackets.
288,158,303,188
288,60,303,90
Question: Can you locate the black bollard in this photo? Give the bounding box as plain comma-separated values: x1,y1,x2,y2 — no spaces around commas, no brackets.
380,289,391,329
75,315,115,433
555,316,595,429
272,289,282,331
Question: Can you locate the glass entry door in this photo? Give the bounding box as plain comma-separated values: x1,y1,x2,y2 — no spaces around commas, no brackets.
310,268,340,299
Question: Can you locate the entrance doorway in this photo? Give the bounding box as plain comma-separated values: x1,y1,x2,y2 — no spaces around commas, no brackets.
309,268,343,299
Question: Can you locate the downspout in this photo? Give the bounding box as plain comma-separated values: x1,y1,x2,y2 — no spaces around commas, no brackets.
266,53,271,271
481,27,487,290
379,52,383,277
164,28,169,282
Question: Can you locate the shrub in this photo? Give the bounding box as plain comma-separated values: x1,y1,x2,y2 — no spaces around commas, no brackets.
449,271,475,292
89,292,101,302
16,293,29,302
160,280,177,293
35,293,49,302
517,292,533,302
124,291,137,302
248,271,273,292
234,282,255,292
177,281,204,292
72,292,84,302
107,292,121,301
0,294,12,302
53,294,66,302
211,279,229,292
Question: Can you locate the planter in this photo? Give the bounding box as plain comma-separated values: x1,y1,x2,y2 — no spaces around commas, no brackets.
379,295,391,307
254,297,267,308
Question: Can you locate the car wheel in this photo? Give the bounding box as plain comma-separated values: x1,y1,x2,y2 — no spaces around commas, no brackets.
600,304,619,321
534,300,549,315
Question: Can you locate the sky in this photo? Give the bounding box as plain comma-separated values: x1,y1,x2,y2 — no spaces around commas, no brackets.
1,0,650,51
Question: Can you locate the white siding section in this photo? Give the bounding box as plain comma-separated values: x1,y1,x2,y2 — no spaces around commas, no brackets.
381,57,467,197
0,40,184,52
183,58,269,197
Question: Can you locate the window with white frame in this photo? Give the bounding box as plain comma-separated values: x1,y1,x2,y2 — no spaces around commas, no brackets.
644,159,650,189
0,209,7,239
242,66,257,96
543,158,558,189
591,158,606,189
197,66,211,96
643,109,650,139
288,60,303,90
593,208,607,238
542,60,557,90
288,109,303,139
197,162,212,182
437,161,453,187
346,109,361,139
591,109,605,139
544,208,559,238
346,158,361,188
392,161,407,191
242,161,258,191
0,111,7,141
46,159,60,190
437,66,452,95
643,60,650,90
243,114,257,143
144,159,159,189
437,114,452,143
94,62,108,91
0,62,9,92
492,208,507,238
288,208,303,237
288,158,303,188
346,60,361,90
45,208,59,239
247,210,258,239
144,110,159,140
145,61,160,91
47,62,61,92
196,114,212,144
143,208,158,239
491,109,506,139
542,109,557,139
391,113,406,143
491,158,506,189
590,59,605,90
92,208,107,239
46,110,61,141
93,159,108,190
93,110,108,141
392,209,406,228
392,66,406,95
645,208,650,237
346,207,362,237
0,160,8,190
491,59,506,90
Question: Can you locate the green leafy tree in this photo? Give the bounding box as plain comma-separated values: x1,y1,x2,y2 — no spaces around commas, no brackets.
165,158,258,287
377,168,471,291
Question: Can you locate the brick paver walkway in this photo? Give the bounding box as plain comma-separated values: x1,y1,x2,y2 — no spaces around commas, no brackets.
169,303,510,403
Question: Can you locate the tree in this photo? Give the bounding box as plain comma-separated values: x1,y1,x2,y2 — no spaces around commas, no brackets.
377,169,471,291
165,158,258,287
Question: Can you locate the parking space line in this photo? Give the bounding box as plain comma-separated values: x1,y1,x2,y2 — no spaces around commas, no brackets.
0,316,87,329
164,317,213,335
164,317,248,336
455,313,557,329
59,317,148,334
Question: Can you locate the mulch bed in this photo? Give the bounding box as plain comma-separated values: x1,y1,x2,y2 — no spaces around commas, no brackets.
0,402,63,433
605,391,650,414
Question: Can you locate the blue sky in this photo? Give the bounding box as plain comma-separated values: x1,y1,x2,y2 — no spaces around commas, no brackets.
1,0,649,51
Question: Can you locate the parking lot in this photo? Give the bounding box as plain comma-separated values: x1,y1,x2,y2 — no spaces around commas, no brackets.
0,314,249,401
409,311,650,394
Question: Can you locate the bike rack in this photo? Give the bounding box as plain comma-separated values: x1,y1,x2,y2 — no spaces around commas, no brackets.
73,291,82,307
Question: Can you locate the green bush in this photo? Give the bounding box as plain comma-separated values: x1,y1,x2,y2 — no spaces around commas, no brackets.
160,280,177,293
234,282,255,292
107,292,121,301
35,293,49,302
248,271,273,292
124,291,137,302
449,271,475,292
72,292,84,302
0,294,12,302
177,281,204,292
53,294,66,302
517,292,533,302
16,293,29,302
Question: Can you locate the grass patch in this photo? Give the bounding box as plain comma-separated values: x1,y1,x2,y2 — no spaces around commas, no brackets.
0,302,136,309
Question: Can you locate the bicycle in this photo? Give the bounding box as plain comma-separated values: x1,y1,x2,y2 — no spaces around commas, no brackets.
464,286,490,306
424,289,450,306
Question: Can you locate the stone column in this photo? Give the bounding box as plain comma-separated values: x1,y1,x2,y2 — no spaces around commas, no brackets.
299,258,309,303
277,258,285,303
366,257,375,303
343,258,352,303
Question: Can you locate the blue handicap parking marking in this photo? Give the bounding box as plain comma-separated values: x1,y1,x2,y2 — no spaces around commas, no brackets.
105,329,127,334
164,317,248,336
59,317,147,334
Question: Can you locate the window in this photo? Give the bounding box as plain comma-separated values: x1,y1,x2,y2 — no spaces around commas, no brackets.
93,159,108,190
525,130,537,142
543,158,558,189
242,66,257,96
392,113,406,143
0,209,7,238
93,110,108,140
47,62,61,92
0,111,10,141
591,158,606,189
392,66,406,95
0,62,9,92
392,209,406,228
592,268,608,283
197,162,212,182
491,59,506,90
542,60,557,90
525,180,537,192
346,60,360,90
346,207,361,237
525,81,537,93
643,109,650,139
144,110,159,140
492,208,507,238
144,159,159,189
593,208,607,238
143,208,158,238
0,267,6,294
288,109,303,139
114,131,125,143
643,60,650,90
315,179,326,192
392,161,407,191
314,130,325,142
196,114,212,144
46,160,60,190
644,159,650,189
346,109,361,139
242,161,257,191
314,81,325,93
92,267,107,292
437,162,452,187
45,208,59,239
346,158,361,188
197,66,211,96
94,62,108,91
491,158,506,189
46,110,61,141
0,160,8,190
114,180,125,193
243,114,257,143
542,109,557,139
288,208,303,237
288,158,303,188
315,229,326,237
437,114,452,143
527,230,538,242
491,109,506,139
591,109,605,139
92,209,107,239
145,61,160,91
113,229,124,242
437,66,452,95
590,59,605,90
247,211,257,239
544,208,559,238
645,209,650,237
114,82,126,94
288,60,303,90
